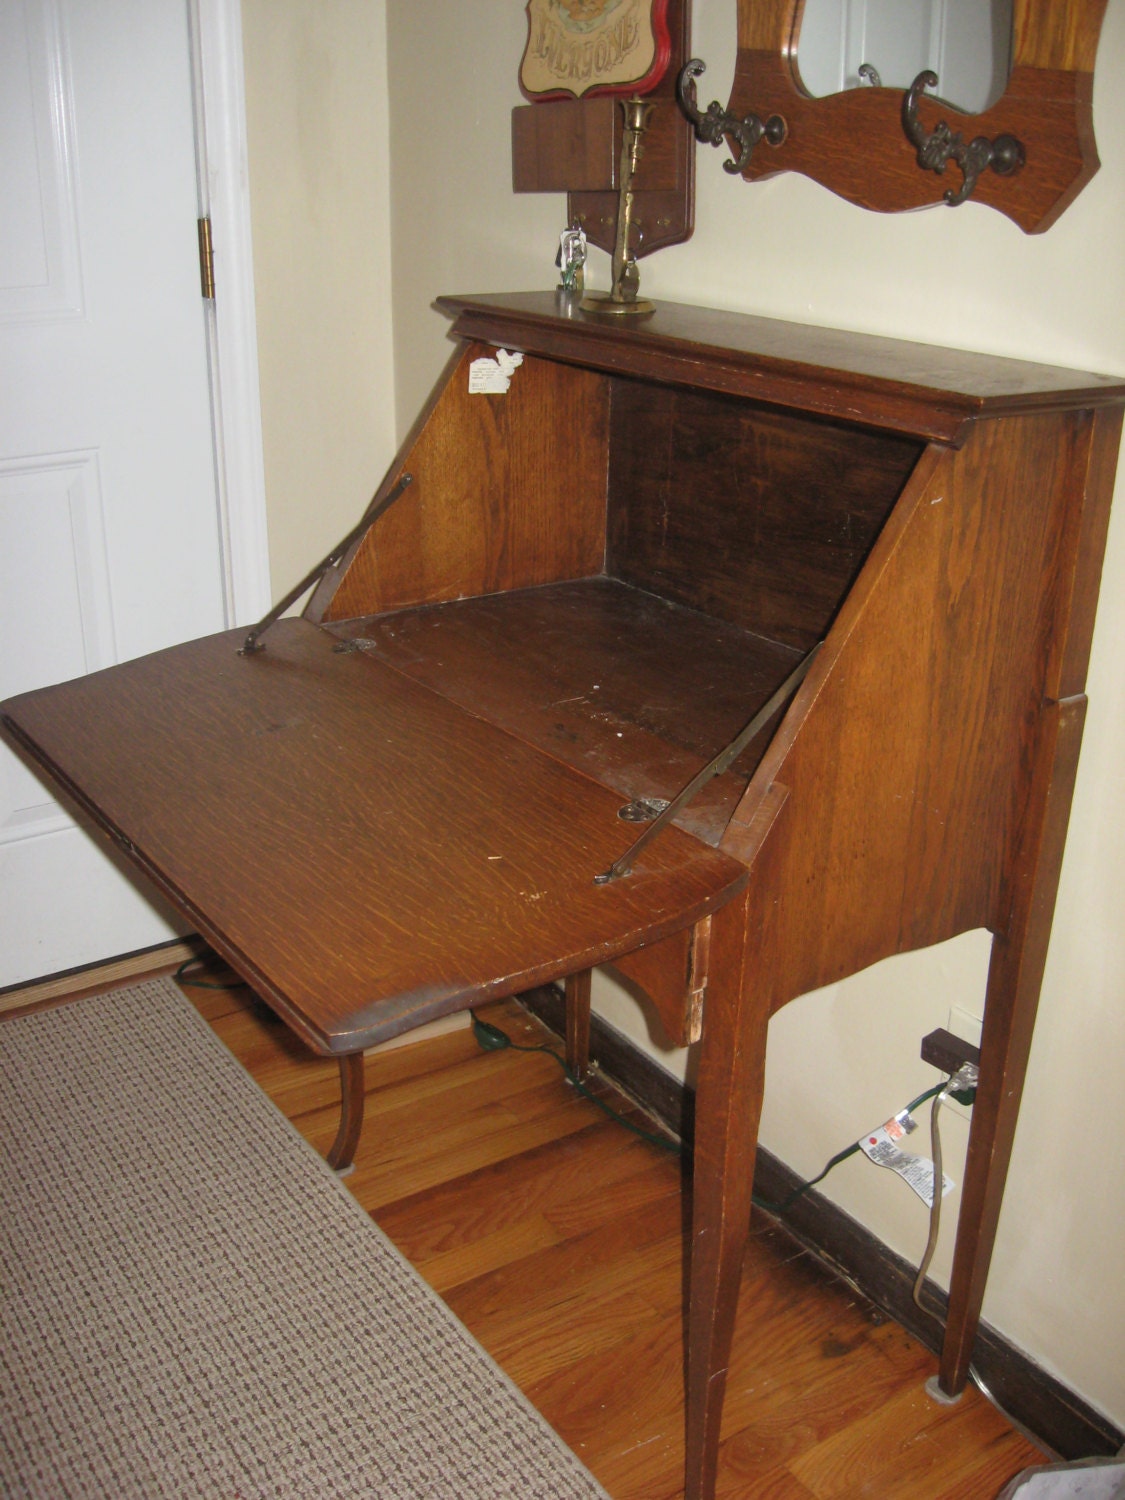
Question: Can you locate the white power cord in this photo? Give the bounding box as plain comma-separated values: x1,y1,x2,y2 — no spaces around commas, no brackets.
912,1060,979,1322
913,1064,1049,1445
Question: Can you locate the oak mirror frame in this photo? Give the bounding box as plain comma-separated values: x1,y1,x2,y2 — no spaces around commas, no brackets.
717,0,1108,231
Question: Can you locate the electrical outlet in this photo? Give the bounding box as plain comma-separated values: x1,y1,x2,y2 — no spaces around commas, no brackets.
921,1026,980,1110
948,1003,983,1052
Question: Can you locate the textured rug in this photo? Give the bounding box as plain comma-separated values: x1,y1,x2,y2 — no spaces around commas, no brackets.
0,978,609,1499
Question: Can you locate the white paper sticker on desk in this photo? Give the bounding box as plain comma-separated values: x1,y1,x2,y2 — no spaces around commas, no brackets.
469,349,523,394
860,1119,954,1208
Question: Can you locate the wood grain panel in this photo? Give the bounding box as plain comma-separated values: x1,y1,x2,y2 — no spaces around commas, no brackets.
2,619,747,1055
1054,406,1124,697
512,95,685,194
607,382,922,648
608,927,695,1045
1013,0,1108,70
941,694,1087,1395
730,57,1100,232
723,409,1095,1008
322,346,609,621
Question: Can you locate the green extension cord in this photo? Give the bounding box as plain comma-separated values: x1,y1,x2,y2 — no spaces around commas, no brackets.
470,1013,680,1153
174,956,243,991
755,1078,970,1213
471,1012,976,1216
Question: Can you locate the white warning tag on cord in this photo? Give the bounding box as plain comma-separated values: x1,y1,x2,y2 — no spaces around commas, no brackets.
859,1116,954,1208
468,349,524,394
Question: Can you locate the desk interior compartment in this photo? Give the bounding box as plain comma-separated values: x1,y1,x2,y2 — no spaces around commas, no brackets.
316,353,926,846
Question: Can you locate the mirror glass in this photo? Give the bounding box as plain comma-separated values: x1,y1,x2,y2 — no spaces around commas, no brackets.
796,0,1013,115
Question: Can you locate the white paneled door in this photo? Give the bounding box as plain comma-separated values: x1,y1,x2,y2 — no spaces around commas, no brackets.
1,0,231,986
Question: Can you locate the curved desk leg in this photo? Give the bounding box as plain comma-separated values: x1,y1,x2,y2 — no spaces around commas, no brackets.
327,1051,366,1172
565,969,593,1082
685,889,762,1500
940,696,1086,1394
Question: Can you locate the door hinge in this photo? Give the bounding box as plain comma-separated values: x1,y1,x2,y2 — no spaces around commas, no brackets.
197,216,215,300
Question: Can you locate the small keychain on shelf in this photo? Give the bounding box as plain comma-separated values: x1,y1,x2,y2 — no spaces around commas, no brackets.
555,220,587,296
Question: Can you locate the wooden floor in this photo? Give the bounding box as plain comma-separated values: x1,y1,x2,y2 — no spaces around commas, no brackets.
182,970,1045,1500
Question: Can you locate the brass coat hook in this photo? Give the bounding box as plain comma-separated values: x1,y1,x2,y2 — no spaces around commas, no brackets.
676,58,787,175
902,71,1025,207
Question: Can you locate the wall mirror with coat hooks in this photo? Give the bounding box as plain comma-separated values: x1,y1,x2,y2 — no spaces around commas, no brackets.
677,0,1108,231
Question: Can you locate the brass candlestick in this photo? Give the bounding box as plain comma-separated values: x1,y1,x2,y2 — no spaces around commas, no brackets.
581,95,656,316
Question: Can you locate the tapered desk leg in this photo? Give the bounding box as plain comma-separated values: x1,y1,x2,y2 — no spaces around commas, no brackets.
327,1051,366,1172
565,969,593,1082
940,697,1086,1394
685,890,763,1500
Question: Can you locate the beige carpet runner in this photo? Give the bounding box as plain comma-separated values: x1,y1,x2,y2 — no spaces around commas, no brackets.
0,978,609,1498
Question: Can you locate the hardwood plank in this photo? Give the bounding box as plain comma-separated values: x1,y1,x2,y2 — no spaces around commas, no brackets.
0,940,199,1017
444,1191,686,1342
524,1223,901,1496
377,1126,676,1265
417,1212,564,1295
348,1088,625,1211
715,1469,818,1500
788,1384,1037,1498
529,1316,689,1497
186,982,1048,1500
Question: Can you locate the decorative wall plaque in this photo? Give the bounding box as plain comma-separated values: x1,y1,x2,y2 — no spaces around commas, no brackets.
520,0,671,102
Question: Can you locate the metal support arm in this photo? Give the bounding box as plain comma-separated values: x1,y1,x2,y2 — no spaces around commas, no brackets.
596,643,820,884
239,473,414,655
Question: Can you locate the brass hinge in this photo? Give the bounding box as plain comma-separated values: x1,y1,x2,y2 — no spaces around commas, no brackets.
197,217,215,300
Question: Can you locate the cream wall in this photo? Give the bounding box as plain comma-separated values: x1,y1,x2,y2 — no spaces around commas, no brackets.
246,0,1125,1432
241,0,397,597
384,0,1125,1429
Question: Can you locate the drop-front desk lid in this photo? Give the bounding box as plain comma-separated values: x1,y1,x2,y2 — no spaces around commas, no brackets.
2,619,747,1055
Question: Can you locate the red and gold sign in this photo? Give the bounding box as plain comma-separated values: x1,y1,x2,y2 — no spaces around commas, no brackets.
519,0,671,102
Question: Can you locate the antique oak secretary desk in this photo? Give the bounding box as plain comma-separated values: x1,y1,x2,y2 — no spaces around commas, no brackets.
4,288,1124,1499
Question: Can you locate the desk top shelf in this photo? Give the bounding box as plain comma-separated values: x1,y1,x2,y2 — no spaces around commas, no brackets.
437,292,1125,444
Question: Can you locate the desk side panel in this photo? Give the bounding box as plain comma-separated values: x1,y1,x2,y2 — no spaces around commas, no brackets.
722,407,1117,1008
317,346,609,620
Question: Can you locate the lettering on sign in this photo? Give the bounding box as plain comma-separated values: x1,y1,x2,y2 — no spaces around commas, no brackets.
519,0,670,101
